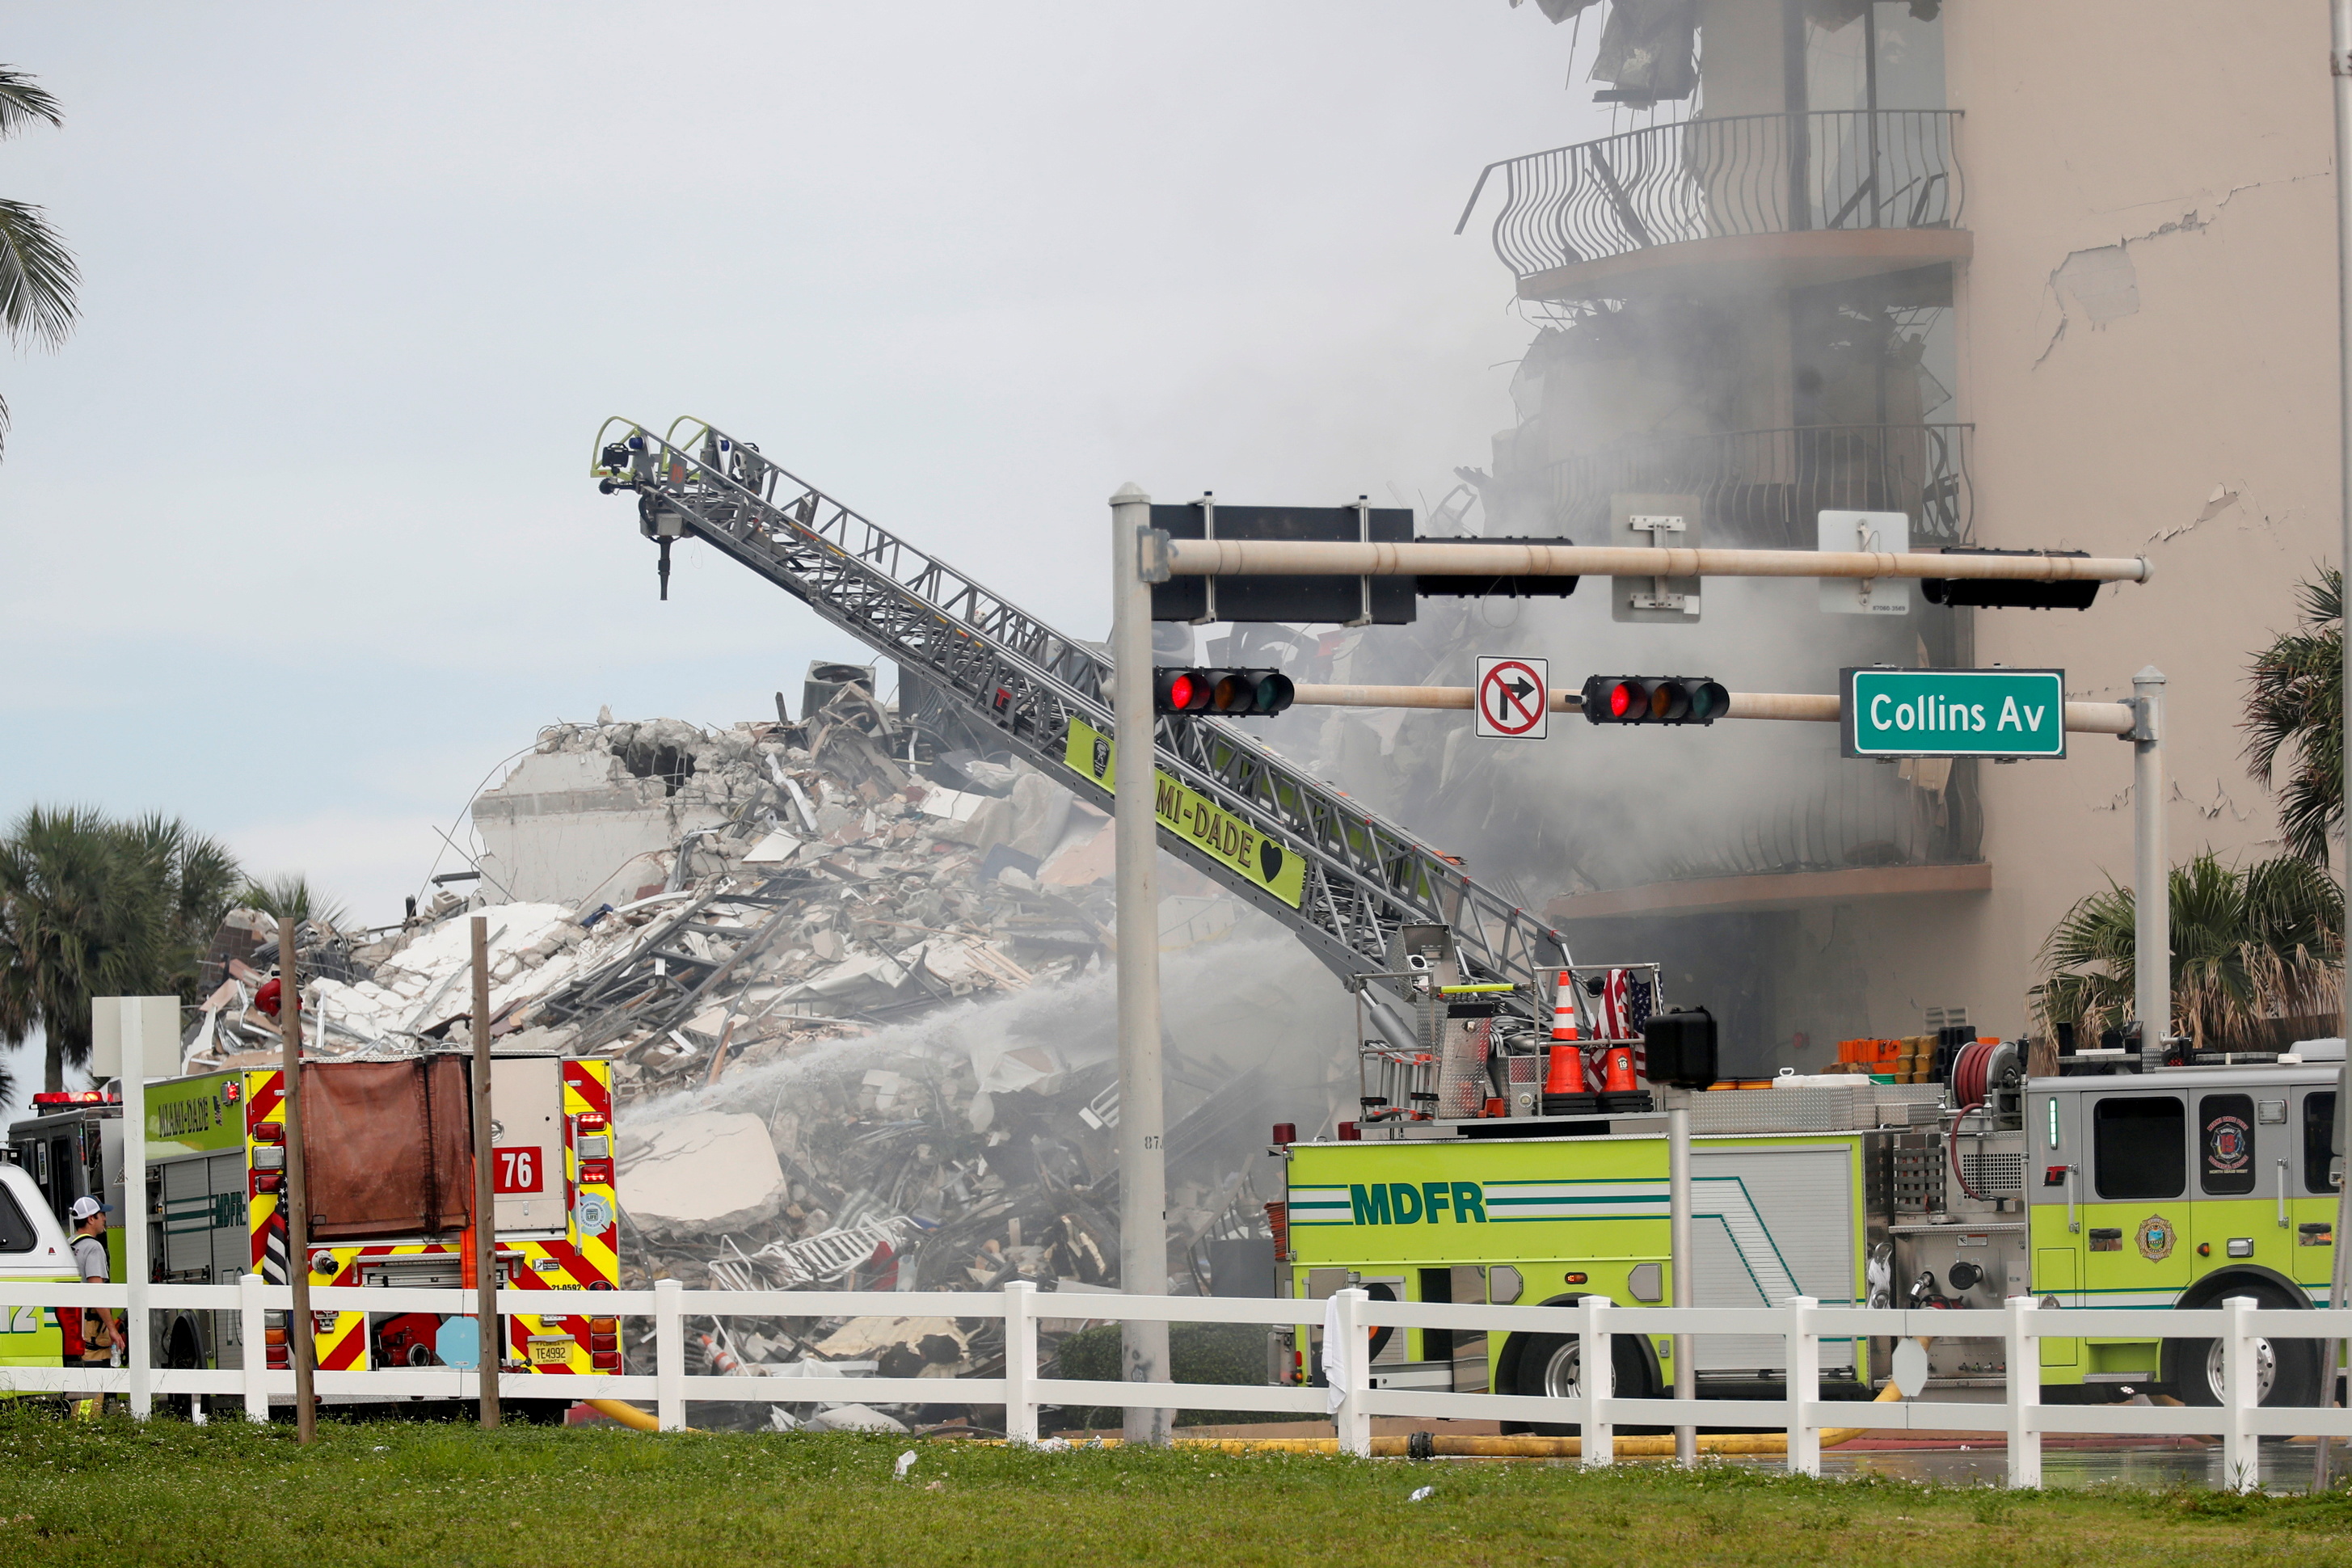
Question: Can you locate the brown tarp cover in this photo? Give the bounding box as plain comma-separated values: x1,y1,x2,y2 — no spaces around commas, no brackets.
300,1059,474,1240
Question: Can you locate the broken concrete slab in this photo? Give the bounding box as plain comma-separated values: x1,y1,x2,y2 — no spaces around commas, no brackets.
617,1111,788,1239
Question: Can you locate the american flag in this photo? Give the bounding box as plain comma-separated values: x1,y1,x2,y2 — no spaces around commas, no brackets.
1597,969,1656,1076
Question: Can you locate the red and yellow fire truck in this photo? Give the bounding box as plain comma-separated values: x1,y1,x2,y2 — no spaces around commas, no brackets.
11,1051,620,1402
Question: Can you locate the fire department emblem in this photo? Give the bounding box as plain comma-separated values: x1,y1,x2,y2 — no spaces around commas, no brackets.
2136,1215,2176,1262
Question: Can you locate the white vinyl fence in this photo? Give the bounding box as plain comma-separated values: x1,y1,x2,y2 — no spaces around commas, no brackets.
4,1279,2344,1493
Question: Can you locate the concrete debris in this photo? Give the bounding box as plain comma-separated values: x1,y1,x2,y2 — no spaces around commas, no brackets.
615,1113,788,1240
194,677,1353,1429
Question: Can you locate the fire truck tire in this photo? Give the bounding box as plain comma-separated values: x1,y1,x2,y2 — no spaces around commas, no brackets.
2164,1283,2323,1410
1495,1326,1659,1437
164,1321,204,1422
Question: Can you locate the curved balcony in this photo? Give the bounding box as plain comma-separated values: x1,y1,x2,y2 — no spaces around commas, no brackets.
1540,422,1974,550
1459,111,1967,301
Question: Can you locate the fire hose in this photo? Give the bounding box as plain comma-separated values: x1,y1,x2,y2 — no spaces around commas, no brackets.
590,1338,1932,1450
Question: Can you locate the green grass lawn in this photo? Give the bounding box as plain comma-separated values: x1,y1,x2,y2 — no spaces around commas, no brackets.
2,1413,2350,1567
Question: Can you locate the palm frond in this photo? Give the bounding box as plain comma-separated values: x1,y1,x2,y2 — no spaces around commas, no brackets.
0,196,81,351
2242,568,2344,865
0,65,62,141
2037,849,2341,1049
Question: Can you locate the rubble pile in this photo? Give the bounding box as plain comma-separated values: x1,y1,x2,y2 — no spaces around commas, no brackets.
179,686,1354,1427
185,686,1123,1090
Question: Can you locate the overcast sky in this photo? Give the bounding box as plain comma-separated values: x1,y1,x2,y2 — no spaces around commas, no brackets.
0,3,1621,946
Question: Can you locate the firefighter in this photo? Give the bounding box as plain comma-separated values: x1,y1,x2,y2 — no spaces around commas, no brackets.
67,1196,116,1418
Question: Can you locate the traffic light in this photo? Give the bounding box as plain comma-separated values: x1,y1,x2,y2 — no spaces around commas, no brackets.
1580,675,1729,726
1153,668,1295,717
1920,547,2101,610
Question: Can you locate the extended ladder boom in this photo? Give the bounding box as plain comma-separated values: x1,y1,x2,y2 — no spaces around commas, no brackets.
591,417,1570,1011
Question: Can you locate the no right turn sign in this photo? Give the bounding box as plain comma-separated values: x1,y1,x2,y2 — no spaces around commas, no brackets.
1476,656,1549,740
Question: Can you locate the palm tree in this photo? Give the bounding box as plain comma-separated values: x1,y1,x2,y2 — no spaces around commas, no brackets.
235,874,348,934
2243,568,2342,866
0,65,81,459
0,808,244,1094
117,815,247,1001
0,808,166,1092
2038,849,2343,1052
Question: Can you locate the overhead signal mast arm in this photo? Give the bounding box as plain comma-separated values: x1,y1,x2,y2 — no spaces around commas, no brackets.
1144,535,2151,592
588,419,1570,1010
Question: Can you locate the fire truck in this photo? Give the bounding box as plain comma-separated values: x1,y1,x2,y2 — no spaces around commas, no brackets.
6,1051,620,1406
1273,959,2346,1418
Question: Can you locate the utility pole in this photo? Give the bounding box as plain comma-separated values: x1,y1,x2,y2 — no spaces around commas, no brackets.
1666,1088,1695,1469
2321,0,2352,1490
471,916,499,1428
276,918,317,1444
117,997,151,1421
1110,481,1171,1444
2131,668,2169,1072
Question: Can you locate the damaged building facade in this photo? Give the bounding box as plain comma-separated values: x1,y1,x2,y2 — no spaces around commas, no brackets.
1327,0,2339,1064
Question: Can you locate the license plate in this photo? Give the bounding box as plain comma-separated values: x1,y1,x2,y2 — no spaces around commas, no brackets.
529,1339,573,1366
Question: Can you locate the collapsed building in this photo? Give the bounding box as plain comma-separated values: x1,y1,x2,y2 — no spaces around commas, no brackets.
181,678,1351,1429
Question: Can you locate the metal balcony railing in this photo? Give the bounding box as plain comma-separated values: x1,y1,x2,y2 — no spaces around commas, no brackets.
1542,422,1975,550
1460,110,1965,285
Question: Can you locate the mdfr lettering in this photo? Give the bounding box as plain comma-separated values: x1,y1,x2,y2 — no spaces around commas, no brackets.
1349,1182,1486,1224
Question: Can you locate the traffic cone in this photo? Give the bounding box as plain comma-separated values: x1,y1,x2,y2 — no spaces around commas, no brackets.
1550,975,1581,1042
1544,1043,1586,1094
1601,1043,1639,1093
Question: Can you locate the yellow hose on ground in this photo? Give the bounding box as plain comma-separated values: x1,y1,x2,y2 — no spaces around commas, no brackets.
586,1398,664,1431
1146,1377,1910,1458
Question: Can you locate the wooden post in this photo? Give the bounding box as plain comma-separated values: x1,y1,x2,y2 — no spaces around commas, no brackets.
471,915,499,1427
276,918,317,1444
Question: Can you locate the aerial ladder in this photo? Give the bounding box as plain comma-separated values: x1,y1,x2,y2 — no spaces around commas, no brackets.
589,418,1574,1044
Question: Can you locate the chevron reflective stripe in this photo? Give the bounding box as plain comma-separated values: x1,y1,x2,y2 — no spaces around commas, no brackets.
259,1207,288,1283
1286,1188,1355,1226
1482,1182,1666,1221
1693,1176,1799,1308
1287,1180,1670,1225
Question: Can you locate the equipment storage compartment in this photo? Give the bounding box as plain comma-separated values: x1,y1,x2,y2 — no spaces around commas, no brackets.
301,1059,475,1241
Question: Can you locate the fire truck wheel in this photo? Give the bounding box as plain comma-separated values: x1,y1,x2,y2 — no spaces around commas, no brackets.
164,1322,204,1422
1496,1328,1659,1437
2164,1285,2322,1410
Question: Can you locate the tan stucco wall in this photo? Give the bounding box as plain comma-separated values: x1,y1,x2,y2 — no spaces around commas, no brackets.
1901,2,2341,1036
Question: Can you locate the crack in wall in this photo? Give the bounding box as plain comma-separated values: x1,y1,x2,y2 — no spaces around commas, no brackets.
2030,174,2325,369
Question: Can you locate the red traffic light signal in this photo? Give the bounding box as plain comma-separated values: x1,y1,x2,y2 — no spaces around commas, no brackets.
1581,675,1729,726
1154,668,1295,717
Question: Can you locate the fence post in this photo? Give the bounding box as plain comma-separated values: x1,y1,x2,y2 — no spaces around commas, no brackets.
1334,1288,1372,1458
2222,1296,2257,1492
1580,1296,1614,1469
239,1273,268,1424
1784,1296,1820,1477
655,1279,686,1432
2004,1296,2041,1490
1002,1279,1039,1444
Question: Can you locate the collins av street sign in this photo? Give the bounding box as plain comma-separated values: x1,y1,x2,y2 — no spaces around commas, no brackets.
1841,667,2066,760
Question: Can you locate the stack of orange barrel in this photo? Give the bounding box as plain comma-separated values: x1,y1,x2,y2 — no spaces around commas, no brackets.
1835,1039,1903,1080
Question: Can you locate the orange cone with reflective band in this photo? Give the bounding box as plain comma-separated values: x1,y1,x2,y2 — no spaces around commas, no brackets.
1601,1043,1639,1093
1544,1043,1586,1094
1551,976,1580,1042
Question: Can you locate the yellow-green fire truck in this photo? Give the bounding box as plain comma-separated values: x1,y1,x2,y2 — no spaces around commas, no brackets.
1276,1031,2344,1416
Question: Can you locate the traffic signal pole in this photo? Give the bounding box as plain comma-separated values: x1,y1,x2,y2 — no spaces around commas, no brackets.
1110,483,1173,1445
2131,669,2170,1073
1284,682,2142,735
2324,0,2352,1486
1144,534,2152,589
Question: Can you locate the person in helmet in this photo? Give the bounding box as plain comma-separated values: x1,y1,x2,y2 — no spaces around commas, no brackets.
67,1196,116,1417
